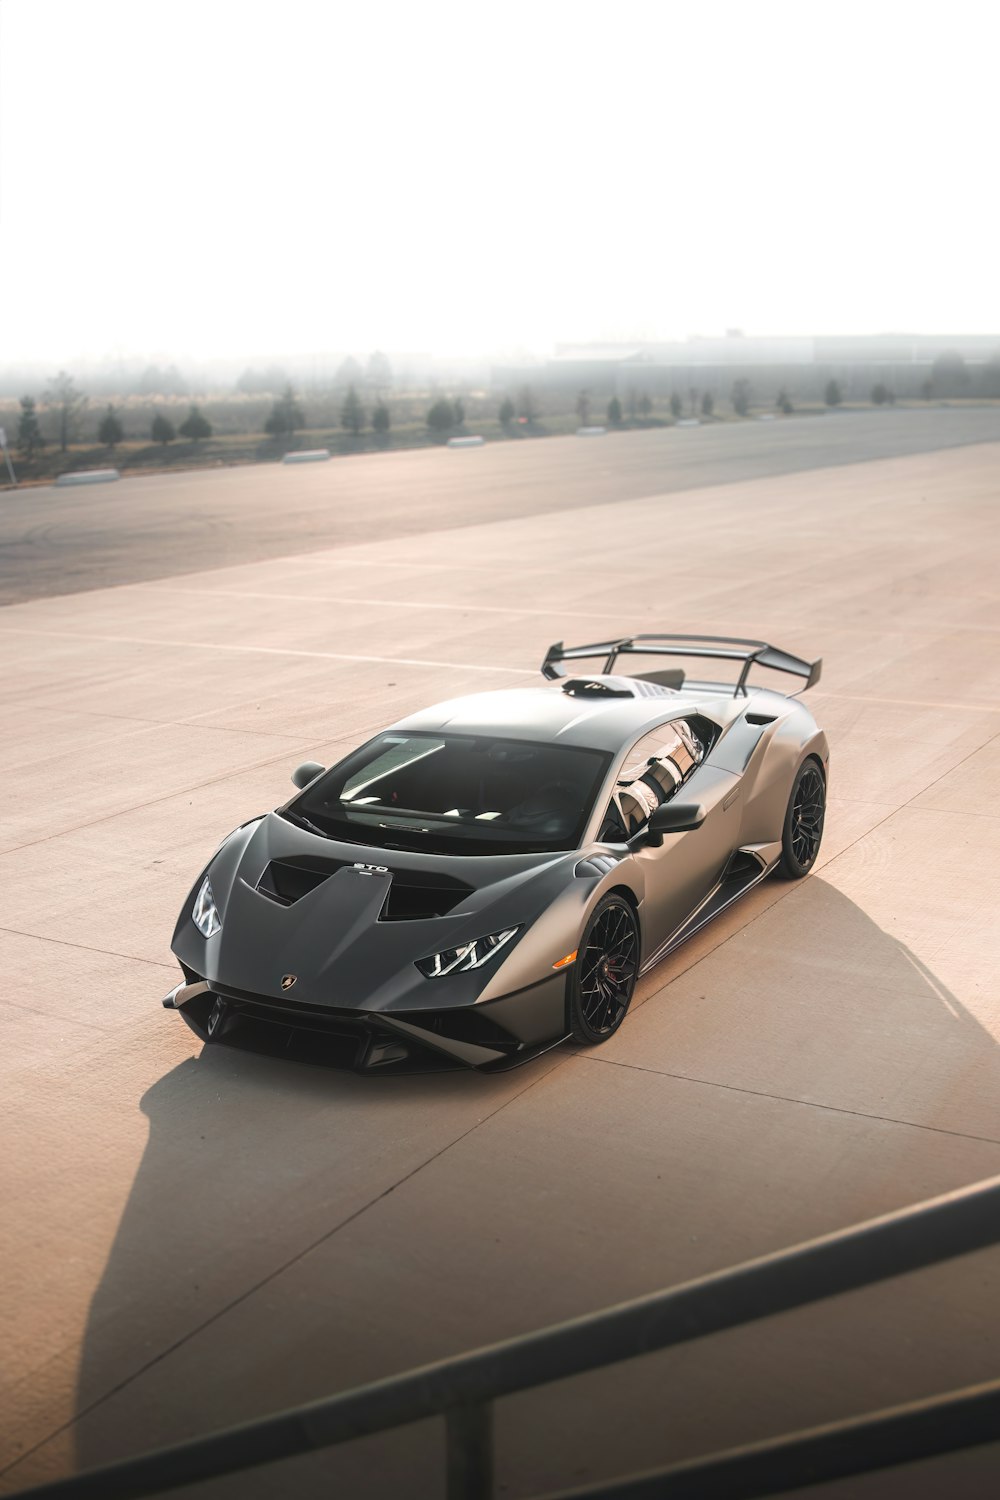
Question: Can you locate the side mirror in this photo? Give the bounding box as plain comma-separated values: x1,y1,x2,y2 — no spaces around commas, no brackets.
643,801,706,847
291,761,325,790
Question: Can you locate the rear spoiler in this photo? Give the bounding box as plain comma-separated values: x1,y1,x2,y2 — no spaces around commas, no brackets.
541,634,822,697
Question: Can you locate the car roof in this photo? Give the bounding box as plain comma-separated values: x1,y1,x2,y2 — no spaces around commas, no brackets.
389,684,718,753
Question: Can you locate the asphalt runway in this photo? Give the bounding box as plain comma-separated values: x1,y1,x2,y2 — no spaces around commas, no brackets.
2,405,1000,605
1,416,999,1497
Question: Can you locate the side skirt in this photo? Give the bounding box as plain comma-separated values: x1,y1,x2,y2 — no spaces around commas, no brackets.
639,846,777,977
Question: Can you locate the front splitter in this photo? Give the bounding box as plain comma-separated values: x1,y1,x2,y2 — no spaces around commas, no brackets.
163,975,569,1075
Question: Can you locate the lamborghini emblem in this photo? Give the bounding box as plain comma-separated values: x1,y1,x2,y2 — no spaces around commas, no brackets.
281,974,297,991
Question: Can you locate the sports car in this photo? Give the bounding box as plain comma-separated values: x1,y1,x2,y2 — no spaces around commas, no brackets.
164,634,828,1072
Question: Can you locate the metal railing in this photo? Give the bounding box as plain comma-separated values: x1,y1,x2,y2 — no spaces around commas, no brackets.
9,1175,1000,1500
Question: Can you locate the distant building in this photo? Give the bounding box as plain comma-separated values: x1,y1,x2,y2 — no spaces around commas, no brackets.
493,332,1000,402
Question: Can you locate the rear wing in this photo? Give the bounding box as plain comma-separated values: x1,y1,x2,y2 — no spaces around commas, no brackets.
542,634,822,697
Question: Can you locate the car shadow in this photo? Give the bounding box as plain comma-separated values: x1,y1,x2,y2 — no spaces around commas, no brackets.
61,879,999,1497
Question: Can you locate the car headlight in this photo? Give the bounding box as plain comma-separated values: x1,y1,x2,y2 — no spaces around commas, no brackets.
416,927,519,977
192,875,222,938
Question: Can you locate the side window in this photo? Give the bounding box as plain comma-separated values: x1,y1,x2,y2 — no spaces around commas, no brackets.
598,720,704,842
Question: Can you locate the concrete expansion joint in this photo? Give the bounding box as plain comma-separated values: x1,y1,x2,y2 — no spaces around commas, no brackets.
574,1054,1000,1149
0,738,333,858
0,922,177,970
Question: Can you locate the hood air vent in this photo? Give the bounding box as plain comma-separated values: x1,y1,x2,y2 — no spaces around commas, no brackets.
258,857,474,919
379,870,474,922
257,856,349,906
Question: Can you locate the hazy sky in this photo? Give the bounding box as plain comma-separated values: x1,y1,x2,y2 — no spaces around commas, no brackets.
1,0,997,363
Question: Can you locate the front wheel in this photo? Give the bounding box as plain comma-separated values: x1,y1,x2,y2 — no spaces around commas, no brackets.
568,894,639,1044
777,758,826,879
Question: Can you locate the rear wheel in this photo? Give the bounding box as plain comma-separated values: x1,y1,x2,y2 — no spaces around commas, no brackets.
777,758,826,879
569,895,639,1044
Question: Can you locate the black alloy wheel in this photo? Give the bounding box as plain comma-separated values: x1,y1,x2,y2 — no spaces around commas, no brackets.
778,759,826,878
569,894,639,1044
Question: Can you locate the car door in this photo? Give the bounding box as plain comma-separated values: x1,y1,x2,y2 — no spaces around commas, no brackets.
601,724,743,965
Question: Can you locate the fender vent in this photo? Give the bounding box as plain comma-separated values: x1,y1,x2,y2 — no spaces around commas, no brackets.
575,854,620,878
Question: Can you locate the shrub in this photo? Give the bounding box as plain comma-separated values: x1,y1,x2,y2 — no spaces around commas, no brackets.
265,384,305,438
340,385,366,437
98,405,124,448
16,395,45,458
151,413,176,445
427,398,456,435
179,405,213,441
45,370,86,451
607,396,623,426
499,397,516,429
930,352,969,397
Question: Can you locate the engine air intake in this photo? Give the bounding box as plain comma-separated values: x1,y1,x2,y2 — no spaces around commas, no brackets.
559,675,674,699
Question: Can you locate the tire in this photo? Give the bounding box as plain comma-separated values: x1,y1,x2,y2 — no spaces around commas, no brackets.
777,758,826,879
568,894,640,1044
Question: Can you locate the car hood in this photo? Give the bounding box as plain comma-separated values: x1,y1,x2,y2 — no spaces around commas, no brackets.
171,812,591,1015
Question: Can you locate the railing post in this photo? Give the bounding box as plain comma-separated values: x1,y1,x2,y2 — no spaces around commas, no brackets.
445,1401,493,1500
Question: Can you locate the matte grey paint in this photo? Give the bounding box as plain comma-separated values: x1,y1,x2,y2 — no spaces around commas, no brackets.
168,675,828,1070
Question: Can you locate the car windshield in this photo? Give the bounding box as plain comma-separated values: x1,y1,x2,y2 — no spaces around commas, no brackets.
283,732,612,856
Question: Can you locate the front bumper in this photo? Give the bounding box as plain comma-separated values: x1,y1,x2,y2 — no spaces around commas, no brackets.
163,970,569,1074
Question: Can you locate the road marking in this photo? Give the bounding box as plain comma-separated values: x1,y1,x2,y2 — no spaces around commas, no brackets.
138,584,636,623
291,555,534,575
4,628,996,709
143,586,1000,634
819,690,1000,714
0,625,535,675
0,735,362,857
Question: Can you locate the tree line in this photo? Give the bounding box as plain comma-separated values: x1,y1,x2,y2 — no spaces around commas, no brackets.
9,350,996,463
13,373,215,459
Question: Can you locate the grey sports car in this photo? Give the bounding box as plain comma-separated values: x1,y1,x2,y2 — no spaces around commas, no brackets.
164,634,828,1072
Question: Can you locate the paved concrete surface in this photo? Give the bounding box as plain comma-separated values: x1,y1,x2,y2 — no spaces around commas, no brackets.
3,405,1000,606
1,425,999,1497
